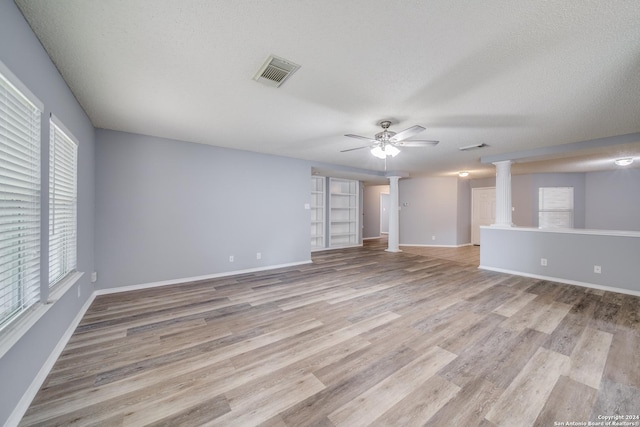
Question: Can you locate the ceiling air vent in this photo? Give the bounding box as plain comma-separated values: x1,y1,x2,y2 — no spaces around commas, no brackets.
253,55,300,88
459,143,489,151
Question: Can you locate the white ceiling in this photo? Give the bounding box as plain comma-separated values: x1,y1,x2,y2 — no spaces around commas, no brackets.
15,0,640,178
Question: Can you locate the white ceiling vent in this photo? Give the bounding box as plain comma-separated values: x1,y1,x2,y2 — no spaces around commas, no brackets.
253,55,300,88
459,143,489,151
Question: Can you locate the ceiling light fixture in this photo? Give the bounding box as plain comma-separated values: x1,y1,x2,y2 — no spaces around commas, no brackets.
458,171,469,177
614,157,634,166
371,144,400,159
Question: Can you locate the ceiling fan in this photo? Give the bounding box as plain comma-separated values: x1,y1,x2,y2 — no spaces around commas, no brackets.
342,120,439,159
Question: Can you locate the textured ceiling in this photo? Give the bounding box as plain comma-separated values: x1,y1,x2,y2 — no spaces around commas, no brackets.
15,0,640,178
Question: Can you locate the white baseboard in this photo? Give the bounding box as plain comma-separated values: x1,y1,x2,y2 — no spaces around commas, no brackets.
400,243,472,248
6,291,97,427
363,236,381,240
95,260,313,296
478,265,640,297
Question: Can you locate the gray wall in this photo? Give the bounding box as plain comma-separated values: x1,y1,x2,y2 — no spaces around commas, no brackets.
585,169,640,231
480,227,640,294
0,0,95,424
363,185,389,239
399,176,459,246
470,173,586,228
512,174,534,226
95,129,311,289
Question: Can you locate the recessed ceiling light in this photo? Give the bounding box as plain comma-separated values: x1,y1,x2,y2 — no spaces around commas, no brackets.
458,171,469,177
614,157,633,166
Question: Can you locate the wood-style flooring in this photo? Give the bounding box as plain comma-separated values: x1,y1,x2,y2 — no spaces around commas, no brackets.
20,239,640,426
400,244,480,266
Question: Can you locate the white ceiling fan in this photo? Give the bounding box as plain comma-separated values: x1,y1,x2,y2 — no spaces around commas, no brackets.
342,120,439,159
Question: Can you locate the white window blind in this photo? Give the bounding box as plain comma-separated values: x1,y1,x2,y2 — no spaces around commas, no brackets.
0,69,41,329
538,187,574,229
49,119,77,287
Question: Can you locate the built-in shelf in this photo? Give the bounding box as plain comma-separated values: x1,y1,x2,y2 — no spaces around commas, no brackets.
311,176,360,250
329,178,358,248
310,176,325,249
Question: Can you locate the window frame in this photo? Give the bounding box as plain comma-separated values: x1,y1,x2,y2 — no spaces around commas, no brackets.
48,116,78,288
538,186,574,229
0,61,43,331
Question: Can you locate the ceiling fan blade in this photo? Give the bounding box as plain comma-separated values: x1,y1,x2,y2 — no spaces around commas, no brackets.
395,140,439,147
389,125,425,142
340,145,372,153
344,134,378,143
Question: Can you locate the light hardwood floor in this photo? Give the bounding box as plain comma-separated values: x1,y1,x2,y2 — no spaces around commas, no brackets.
400,244,480,266
20,239,640,426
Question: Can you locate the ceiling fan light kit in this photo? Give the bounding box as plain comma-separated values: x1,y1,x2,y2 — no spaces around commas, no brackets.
458,171,470,177
371,144,400,159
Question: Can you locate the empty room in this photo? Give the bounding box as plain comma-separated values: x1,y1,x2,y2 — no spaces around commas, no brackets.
1,1,639,426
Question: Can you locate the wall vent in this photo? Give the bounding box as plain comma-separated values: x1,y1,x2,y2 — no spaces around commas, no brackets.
253,55,300,88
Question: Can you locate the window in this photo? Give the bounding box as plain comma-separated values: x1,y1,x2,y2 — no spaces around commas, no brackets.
538,187,573,229
0,67,42,329
49,119,77,287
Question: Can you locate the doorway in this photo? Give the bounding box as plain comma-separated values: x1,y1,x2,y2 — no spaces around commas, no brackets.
471,187,495,245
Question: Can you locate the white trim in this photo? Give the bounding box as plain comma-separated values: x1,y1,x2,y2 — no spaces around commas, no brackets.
478,265,640,298
50,114,80,146
0,273,84,359
95,260,313,296
48,271,83,302
480,225,640,238
363,236,381,240
400,243,473,248
310,244,364,253
6,290,96,427
0,59,44,111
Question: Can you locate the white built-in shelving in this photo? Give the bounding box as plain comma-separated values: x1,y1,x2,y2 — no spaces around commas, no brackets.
329,178,358,247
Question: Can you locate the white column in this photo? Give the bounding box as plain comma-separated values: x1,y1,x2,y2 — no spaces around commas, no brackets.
493,160,513,227
386,176,401,252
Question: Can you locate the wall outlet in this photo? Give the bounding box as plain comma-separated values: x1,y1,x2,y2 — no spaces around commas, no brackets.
229,255,234,262
541,258,548,266
91,272,97,283
256,252,261,260
594,265,601,274
304,203,310,210
431,235,436,241
77,286,81,298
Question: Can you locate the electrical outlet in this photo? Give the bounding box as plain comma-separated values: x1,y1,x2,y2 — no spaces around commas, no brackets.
256,252,261,260
594,265,601,274
77,286,81,298
431,236,436,241
229,255,234,262
91,272,97,283
541,258,547,266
